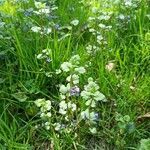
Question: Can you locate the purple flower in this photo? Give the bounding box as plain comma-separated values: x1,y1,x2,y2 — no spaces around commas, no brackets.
93,112,99,121
46,58,51,63
70,86,80,96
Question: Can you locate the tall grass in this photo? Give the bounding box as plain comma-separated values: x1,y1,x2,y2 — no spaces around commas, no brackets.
0,0,150,149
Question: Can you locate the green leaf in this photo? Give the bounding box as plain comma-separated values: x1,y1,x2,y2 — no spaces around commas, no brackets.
126,122,135,134
0,78,5,84
12,92,28,102
123,115,130,122
138,139,150,150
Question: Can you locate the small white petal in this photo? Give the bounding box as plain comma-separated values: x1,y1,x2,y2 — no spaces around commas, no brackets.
89,127,97,134
70,19,79,26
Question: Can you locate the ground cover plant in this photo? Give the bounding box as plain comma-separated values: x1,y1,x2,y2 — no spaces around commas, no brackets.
0,0,150,149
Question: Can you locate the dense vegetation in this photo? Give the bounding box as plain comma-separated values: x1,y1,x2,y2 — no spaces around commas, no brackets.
0,0,150,149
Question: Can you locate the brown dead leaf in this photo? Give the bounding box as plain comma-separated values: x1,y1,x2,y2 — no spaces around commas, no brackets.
137,112,150,121
105,60,116,72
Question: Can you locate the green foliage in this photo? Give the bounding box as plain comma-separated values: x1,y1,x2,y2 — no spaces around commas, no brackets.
0,0,150,149
138,139,150,150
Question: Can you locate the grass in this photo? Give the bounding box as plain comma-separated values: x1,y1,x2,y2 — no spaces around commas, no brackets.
0,0,150,149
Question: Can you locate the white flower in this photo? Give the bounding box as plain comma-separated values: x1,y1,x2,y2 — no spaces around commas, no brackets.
98,23,106,29
45,72,52,77
118,14,125,20
66,75,71,82
37,53,43,59
33,11,40,15
34,98,45,107
81,110,98,121
59,100,67,115
65,116,69,121
34,1,46,9
89,28,95,33
88,77,93,83
89,127,97,134
59,108,67,115
46,112,52,117
89,112,98,121
60,62,72,72
45,122,50,130
69,55,80,65
36,99,51,113
84,81,99,92
130,86,135,90
51,6,58,11
86,45,92,51
98,15,110,20
59,26,72,30
92,7,98,13
94,91,106,101
59,101,67,109
40,112,51,118
31,26,41,33
81,109,89,120
88,17,95,21
75,67,86,74
60,94,66,100
54,123,61,131
124,0,132,7
40,107,46,112
67,102,76,111
106,26,112,30
40,112,45,118
39,8,50,14
44,27,52,34
56,69,62,74
71,103,77,111
42,48,51,54
67,102,72,108
97,35,103,41
70,19,79,26
66,74,79,85
44,100,51,111
80,91,91,100
59,85,69,94
85,99,96,107
81,77,106,107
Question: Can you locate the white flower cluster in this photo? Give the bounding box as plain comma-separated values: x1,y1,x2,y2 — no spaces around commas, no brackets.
31,26,52,35
81,77,107,108
34,98,52,119
34,55,106,134
81,109,98,122
30,1,58,35
85,9,114,55
79,78,107,133
86,44,99,54
59,100,76,115
57,55,85,117
70,19,79,26
83,0,140,56
36,48,51,63
34,1,58,15
56,55,86,74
